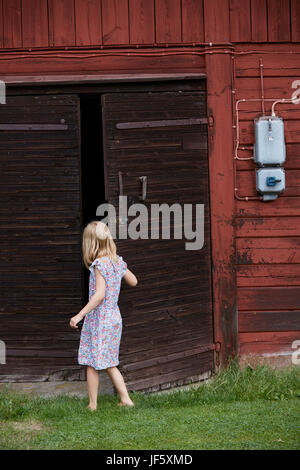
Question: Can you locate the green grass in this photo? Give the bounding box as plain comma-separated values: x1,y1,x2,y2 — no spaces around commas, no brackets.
0,362,299,450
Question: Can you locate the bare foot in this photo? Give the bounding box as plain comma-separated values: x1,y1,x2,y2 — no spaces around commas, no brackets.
118,399,134,407
87,405,97,411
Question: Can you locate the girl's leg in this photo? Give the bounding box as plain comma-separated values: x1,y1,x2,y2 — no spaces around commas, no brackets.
86,365,99,410
106,366,134,407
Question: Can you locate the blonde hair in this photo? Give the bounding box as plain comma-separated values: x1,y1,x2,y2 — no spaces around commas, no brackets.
82,220,118,269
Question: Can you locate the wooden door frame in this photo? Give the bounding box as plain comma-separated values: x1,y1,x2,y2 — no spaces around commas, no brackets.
6,73,238,368
205,55,238,366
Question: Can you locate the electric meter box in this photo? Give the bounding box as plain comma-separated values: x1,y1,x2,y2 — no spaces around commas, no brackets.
253,116,286,166
256,167,285,201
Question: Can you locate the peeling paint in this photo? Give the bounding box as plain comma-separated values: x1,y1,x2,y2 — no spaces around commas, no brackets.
236,250,253,265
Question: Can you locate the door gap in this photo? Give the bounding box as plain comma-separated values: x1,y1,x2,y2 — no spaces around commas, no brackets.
80,94,107,302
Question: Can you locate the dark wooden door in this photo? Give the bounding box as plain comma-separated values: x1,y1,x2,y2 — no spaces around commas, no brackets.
0,94,83,382
101,90,214,391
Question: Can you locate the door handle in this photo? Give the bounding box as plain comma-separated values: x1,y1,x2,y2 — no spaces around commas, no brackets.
139,176,147,201
118,171,124,196
118,172,147,201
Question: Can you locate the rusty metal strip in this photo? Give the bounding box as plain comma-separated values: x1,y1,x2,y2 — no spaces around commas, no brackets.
0,124,68,130
116,117,208,129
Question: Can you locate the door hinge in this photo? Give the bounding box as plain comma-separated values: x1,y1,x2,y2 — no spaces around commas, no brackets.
214,341,221,367
208,115,214,127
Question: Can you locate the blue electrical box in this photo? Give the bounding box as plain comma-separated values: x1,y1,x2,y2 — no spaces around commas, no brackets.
256,167,285,201
253,116,286,166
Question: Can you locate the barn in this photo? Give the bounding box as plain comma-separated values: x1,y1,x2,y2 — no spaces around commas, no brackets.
0,0,299,393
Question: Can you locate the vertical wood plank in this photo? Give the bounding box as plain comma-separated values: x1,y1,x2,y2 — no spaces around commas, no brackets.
267,0,291,42
181,0,204,43
75,0,102,46
204,2,237,364
203,0,230,42
251,0,268,41
0,0,3,48
155,0,182,43
3,0,22,48
22,0,49,47
101,0,129,45
291,0,300,42
48,0,75,46
229,0,251,42
129,0,155,44
48,0,54,46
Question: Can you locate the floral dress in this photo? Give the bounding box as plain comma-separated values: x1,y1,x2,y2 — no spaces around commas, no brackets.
78,254,127,370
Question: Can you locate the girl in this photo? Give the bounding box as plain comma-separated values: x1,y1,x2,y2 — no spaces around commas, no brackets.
69,220,138,411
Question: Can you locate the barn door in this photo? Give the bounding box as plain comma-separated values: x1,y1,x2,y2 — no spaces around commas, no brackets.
0,94,83,382
101,91,214,391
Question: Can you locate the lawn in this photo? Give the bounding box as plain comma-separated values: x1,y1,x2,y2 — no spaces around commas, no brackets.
0,362,299,450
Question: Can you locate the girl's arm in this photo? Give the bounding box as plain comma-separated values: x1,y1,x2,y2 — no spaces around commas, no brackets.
123,268,138,287
69,268,105,329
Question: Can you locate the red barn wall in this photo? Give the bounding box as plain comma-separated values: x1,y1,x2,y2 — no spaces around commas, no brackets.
234,43,300,365
0,0,299,368
1,0,300,48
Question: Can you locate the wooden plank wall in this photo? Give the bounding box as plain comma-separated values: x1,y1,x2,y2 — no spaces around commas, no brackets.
0,0,299,370
234,44,300,361
0,94,84,381
101,90,214,390
0,0,300,49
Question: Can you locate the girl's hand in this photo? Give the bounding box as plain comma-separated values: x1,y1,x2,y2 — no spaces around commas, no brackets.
69,313,83,329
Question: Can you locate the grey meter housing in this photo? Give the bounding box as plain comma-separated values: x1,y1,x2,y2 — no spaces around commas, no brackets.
253,116,286,201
